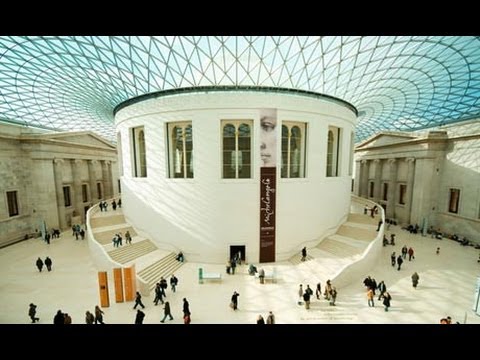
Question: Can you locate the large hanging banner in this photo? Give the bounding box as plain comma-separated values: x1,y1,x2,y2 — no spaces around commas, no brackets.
259,109,277,263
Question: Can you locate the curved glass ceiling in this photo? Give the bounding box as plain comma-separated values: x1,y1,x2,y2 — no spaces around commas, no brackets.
0,36,479,142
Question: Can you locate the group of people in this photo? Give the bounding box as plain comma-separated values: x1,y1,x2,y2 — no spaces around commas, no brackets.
256,311,275,324
364,276,392,311
71,224,85,240
298,280,337,309
35,256,53,272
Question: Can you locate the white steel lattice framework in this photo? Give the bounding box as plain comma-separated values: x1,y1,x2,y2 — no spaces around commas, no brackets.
0,36,479,142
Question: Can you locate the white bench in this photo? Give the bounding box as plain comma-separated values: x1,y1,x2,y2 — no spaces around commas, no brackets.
200,272,222,283
255,270,276,283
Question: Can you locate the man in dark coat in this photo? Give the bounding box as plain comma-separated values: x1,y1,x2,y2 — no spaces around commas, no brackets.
44,257,52,271
36,257,43,272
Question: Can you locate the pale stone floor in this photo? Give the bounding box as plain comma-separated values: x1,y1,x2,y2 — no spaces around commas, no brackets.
1,227,479,324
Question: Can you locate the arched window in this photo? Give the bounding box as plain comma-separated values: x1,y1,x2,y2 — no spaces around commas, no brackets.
168,122,194,178
326,126,342,177
281,122,306,178
222,120,252,179
131,126,147,178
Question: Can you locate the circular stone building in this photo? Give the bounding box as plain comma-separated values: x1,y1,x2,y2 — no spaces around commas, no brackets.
115,87,357,263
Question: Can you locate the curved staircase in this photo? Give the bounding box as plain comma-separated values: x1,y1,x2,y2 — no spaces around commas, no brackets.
89,205,184,293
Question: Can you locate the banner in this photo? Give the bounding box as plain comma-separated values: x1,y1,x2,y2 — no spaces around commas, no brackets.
259,109,277,263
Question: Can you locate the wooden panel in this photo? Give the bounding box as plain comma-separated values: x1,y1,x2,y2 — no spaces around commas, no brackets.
98,271,110,307
123,265,136,301
113,268,124,303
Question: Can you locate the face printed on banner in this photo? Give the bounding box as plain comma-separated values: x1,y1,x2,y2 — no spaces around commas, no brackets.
260,109,277,167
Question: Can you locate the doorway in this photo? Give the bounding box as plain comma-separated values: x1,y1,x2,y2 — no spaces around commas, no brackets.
230,245,246,264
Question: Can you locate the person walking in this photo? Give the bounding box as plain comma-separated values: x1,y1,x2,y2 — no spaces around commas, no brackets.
183,298,190,317
397,255,403,271
411,272,420,289
94,305,104,324
231,291,240,310
390,252,396,267
301,247,307,261
35,257,44,272
160,301,174,323
367,288,375,307
44,256,52,272
133,291,145,309
382,292,392,312
28,303,39,323
408,247,415,261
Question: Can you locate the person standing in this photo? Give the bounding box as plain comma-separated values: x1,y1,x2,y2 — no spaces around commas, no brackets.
85,311,95,324
135,309,145,324
231,291,240,310
411,272,420,289
266,311,275,324
28,303,39,323
257,315,265,324
382,292,392,312
301,247,307,261
259,268,265,284
35,257,44,272
160,301,174,323
397,255,403,271
170,274,178,293
390,252,396,267
44,256,52,272
367,288,375,307
408,247,415,261
183,298,190,317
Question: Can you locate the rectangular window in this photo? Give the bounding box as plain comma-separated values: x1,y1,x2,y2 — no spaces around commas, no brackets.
131,126,147,177
399,184,407,205
63,186,71,207
448,188,460,214
281,122,307,178
167,122,194,179
97,182,102,199
82,184,88,203
222,120,252,179
326,126,342,177
383,183,388,201
6,191,19,217
369,182,374,198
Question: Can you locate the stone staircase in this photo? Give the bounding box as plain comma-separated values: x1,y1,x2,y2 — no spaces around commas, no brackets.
289,254,315,265
107,239,158,264
89,206,184,292
137,253,184,292
289,210,377,265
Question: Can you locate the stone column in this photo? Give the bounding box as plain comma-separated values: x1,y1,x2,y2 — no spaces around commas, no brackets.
386,158,397,219
354,160,362,196
53,159,66,230
405,158,416,224
101,160,112,199
360,160,370,198
88,160,97,203
71,159,84,221
107,161,115,196
373,159,382,201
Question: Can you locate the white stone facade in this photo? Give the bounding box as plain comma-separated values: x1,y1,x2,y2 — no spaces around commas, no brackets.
0,123,119,247
354,119,480,244
115,90,356,263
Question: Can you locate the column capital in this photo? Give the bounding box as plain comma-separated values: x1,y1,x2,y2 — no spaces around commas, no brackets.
373,159,381,164
102,160,111,166
387,158,396,164
88,159,98,165
73,159,83,165
53,158,64,165
360,159,368,164
406,157,416,163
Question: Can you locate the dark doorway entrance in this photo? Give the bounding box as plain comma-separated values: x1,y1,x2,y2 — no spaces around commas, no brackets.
230,245,246,264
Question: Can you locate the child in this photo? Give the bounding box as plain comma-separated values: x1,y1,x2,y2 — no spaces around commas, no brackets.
436,247,440,255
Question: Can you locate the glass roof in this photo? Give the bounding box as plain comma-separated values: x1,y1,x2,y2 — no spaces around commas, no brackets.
0,36,479,142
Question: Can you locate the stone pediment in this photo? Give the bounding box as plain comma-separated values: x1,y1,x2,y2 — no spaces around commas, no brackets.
38,131,115,149
356,132,417,149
